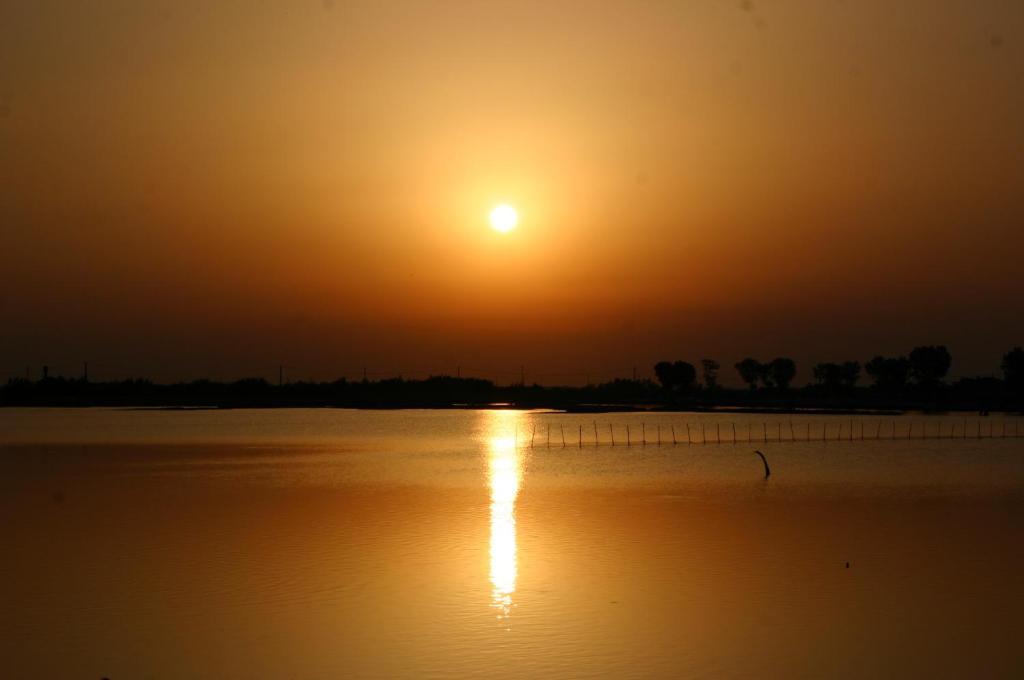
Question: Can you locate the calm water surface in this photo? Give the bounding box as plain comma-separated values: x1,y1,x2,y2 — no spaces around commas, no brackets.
2,409,1023,678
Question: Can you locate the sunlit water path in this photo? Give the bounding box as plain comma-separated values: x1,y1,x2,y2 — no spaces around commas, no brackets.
485,411,524,621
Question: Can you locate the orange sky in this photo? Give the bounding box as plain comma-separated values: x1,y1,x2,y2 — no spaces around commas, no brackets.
2,1,1023,384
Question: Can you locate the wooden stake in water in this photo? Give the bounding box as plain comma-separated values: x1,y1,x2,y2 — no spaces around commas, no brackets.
702,422,707,445
686,423,691,445
717,422,721,444
547,424,551,448
672,424,677,445
594,421,599,445
763,422,767,443
610,423,615,446
579,424,583,448
531,424,536,448
560,424,566,447
627,424,631,446
657,424,661,446
732,422,737,444
642,422,647,446
754,449,771,479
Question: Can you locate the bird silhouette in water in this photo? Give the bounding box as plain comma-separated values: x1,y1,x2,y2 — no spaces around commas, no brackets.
753,450,770,479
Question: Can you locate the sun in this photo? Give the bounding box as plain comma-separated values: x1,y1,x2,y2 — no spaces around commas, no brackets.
489,204,518,233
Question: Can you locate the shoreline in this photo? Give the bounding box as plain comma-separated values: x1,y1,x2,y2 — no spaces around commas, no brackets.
5,402,1017,416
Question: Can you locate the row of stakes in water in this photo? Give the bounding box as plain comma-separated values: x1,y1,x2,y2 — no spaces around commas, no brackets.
514,419,1024,448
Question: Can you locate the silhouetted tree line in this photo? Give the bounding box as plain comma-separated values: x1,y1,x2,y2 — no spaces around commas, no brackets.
3,346,1023,411
732,358,797,390
0,372,661,409
650,345,1023,411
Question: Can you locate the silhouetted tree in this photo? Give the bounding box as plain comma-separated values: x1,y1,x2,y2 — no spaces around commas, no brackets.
840,361,861,388
813,362,843,390
701,359,720,391
908,345,951,388
654,361,673,390
768,357,796,390
865,356,910,391
735,358,762,390
1002,347,1024,394
673,361,697,392
653,360,696,393
813,361,860,392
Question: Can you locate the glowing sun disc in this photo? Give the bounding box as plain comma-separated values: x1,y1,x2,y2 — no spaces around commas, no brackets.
489,204,518,233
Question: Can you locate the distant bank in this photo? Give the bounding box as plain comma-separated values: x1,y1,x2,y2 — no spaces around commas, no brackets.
2,374,1021,413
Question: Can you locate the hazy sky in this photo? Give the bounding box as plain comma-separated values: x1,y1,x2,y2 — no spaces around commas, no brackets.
2,1,1023,384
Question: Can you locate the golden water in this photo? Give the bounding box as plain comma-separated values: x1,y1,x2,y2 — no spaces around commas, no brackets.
2,408,1022,678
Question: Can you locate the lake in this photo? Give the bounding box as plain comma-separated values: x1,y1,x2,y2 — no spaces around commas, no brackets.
2,408,1023,678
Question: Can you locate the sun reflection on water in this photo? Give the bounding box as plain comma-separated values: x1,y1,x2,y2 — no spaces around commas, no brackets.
485,412,525,620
